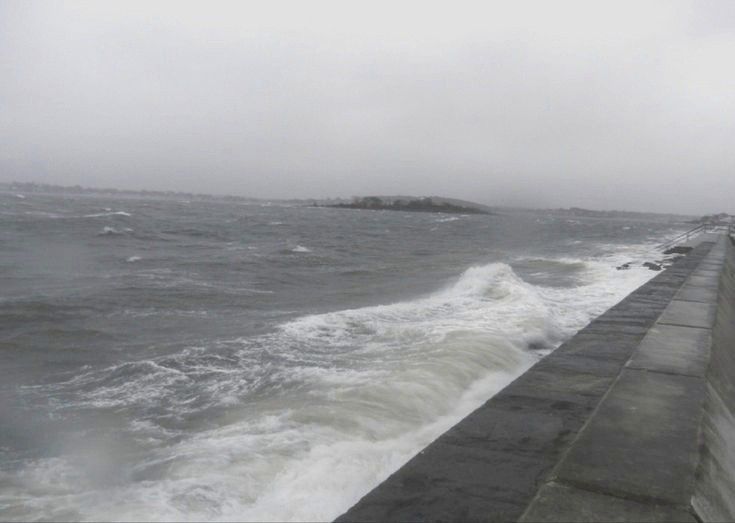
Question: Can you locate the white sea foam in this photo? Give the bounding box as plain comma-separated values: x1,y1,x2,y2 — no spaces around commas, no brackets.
126,256,142,263
84,211,132,218
11,250,661,522
291,245,311,253
23,211,63,218
98,226,123,236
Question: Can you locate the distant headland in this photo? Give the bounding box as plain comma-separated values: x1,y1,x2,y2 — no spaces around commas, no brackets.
324,196,494,215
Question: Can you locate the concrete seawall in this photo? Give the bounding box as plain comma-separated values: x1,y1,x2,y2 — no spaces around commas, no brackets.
692,235,735,521
338,235,734,522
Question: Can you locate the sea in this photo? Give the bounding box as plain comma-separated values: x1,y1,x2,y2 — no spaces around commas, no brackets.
0,191,688,521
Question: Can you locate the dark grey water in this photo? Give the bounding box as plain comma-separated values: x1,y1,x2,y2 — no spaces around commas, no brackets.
0,192,685,520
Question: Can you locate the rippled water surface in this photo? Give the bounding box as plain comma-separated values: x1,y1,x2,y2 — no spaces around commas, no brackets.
0,192,687,521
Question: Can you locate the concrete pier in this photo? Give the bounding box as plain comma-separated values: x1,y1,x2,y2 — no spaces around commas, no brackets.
337,234,733,522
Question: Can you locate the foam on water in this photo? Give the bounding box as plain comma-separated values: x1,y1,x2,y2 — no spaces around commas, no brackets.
8,252,659,521
85,211,132,218
98,226,124,236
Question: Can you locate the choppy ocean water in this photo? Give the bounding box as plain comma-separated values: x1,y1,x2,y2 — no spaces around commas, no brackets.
0,192,687,521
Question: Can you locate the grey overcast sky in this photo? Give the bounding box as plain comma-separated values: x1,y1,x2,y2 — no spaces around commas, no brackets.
1,1,734,213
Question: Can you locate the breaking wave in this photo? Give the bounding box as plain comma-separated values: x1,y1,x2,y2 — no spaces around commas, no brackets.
11,258,656,521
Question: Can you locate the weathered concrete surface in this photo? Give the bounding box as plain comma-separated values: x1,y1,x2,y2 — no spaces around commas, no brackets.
692,235,735,522
627,324,711,377
337,240,721,522
551,369,705,505
657,299,718,329
521,482,696,523
676,282,719,303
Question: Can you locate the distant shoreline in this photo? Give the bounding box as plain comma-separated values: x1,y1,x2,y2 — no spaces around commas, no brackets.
1,182,700,220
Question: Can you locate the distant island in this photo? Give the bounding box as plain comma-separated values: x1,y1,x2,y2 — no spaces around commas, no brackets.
325,196,493,215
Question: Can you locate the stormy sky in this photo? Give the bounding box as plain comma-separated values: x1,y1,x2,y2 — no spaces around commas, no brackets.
1,1,734,214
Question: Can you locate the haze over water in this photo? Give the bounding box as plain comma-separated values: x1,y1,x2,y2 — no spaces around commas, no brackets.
0,191,688,521
2,1,734,214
